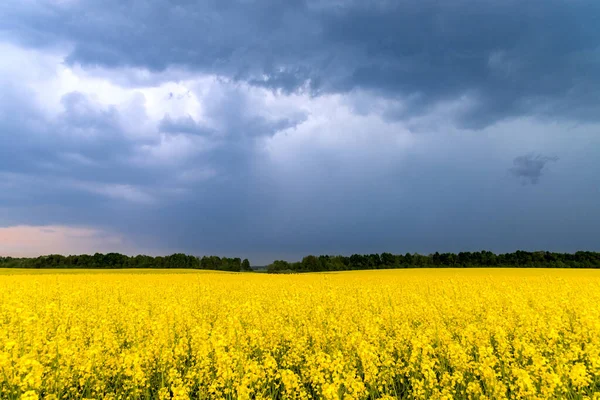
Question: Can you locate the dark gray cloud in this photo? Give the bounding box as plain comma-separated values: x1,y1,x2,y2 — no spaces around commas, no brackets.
1,79,600,263
200,83,309,137
0,86,150,185
1,1,600,264
509,153,559,184
0,70,289,261
158,114,214,135
2,0,599,128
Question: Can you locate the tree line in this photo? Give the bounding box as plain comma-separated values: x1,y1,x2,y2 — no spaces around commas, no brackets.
266,250,600,272
0,253,252,272
1,250,600,272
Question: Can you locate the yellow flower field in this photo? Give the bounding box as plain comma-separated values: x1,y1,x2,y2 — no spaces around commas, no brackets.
1,269,600,399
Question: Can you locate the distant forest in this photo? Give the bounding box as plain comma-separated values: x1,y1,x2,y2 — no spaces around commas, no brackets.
1,251,600,272
266,251,600,272
0,254,251,272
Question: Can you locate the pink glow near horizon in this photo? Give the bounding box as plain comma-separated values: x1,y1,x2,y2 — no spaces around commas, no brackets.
0,225,131,257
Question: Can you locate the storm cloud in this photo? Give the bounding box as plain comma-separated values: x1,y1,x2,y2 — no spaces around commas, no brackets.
0,1,599,263
3,0,600,128
510,154,559,184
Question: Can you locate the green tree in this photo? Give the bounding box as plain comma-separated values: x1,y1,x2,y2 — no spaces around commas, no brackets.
241,259,251,271
267,260,290,273
381,252,395,267
301,255,321,272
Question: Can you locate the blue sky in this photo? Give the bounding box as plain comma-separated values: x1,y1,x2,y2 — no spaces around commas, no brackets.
0,0,599,264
